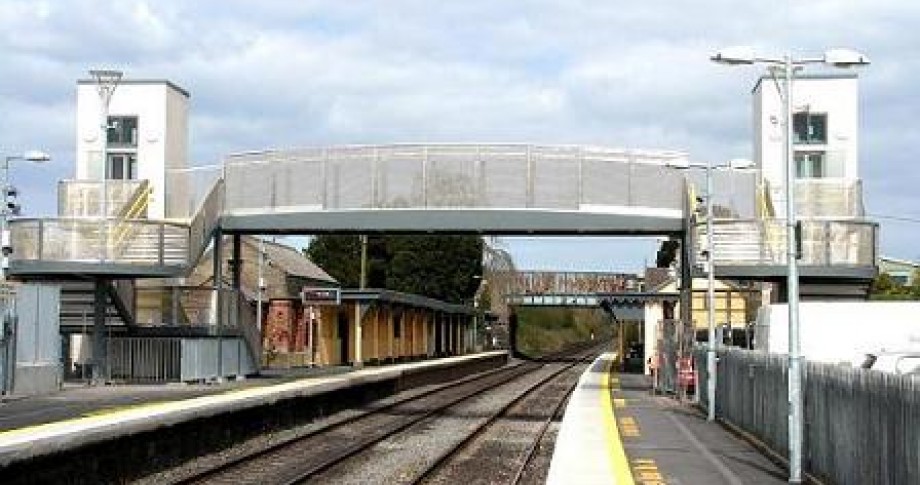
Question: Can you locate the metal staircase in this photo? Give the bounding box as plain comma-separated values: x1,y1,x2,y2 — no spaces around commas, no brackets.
59,279,135,331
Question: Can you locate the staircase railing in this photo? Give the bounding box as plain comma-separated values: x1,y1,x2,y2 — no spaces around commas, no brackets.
112,180,153,255
697,218,878,267
187,178,225,269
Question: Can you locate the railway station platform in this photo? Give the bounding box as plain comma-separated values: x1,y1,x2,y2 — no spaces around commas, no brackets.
548,353,788,485
0,351,508,481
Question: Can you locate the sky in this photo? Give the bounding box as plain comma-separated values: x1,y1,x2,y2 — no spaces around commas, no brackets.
2,0,918,272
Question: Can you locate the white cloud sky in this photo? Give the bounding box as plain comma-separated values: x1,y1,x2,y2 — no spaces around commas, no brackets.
2,0,919,269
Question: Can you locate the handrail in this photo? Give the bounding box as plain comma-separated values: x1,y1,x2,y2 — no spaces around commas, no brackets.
187,178,225,269
694,217,878,267
112,181,153,253
9,217,191,267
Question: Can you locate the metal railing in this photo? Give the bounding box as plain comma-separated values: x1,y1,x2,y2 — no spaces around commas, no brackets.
10,218,190,267
696,218,878,267
57,179,147,218
221,144,689,214
134,286,261,370
697,347,920,485
187,178,225,268
109,337,182,383
765,179,866,218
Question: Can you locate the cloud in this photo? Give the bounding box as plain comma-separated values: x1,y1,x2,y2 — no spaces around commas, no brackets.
1,0,918,266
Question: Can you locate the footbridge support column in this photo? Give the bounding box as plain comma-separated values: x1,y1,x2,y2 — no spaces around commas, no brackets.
213,230,224,382
92,278,108,384
680,233,692,352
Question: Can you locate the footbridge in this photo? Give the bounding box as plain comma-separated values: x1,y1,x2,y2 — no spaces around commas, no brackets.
13,144,695,279
5,143,877,382
10,143,876,280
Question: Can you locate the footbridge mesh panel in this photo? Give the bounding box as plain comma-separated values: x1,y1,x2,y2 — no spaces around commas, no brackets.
221,144,689,214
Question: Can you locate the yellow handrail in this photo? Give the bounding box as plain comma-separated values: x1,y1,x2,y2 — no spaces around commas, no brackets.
112,182,152,254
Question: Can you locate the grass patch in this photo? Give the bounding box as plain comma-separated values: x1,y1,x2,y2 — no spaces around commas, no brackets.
515,307,615,357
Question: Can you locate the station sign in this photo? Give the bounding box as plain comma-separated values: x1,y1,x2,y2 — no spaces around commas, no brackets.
300,287,342,306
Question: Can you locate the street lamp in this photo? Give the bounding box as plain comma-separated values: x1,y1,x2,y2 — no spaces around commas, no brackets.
89,69,123,261
2,151,51,282
712,46,869,484
667,158,754,423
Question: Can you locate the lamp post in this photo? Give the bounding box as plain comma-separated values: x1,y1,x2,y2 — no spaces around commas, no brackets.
711,46,869,484
2,151,51,282
89,69,123,261
668,158,753,423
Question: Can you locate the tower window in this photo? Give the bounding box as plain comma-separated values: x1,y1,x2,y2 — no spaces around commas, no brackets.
793,112,827,144
795,151,825,178
107,116,138,147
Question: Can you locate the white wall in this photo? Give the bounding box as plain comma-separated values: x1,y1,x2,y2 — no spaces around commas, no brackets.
753,75,860,189
75,81,189,219
643,302,662,375
755,301,920,364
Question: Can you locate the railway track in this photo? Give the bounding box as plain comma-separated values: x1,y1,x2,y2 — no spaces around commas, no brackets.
408,351,592,485
167,345,601,485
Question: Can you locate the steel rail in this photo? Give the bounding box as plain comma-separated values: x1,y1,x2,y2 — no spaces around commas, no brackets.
407,346,600,485
171,361,536,485
510,378,580,484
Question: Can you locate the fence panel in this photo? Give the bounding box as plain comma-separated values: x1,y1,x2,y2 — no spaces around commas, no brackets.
108,337,181,383
701,348,920,485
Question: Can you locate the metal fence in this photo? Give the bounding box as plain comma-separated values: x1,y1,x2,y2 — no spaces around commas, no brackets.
697,347,920,485
219,144,689,214
107,336,257,383
10,218,191,267
698,218,878,267
57,179,147,218
109,337,181,383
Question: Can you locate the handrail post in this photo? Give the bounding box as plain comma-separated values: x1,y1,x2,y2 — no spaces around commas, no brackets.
158,223,165,265
38,219,44,260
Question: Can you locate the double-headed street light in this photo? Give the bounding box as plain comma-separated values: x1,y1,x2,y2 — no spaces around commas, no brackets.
711,46,869,484
668,158,754,423
2,151,51,283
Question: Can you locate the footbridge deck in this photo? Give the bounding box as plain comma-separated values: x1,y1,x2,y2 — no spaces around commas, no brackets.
8,143,876,282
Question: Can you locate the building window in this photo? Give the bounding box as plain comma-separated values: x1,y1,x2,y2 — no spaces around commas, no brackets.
795,151,825,178
793,112,827,145
107,153,138,180
107,116,138,148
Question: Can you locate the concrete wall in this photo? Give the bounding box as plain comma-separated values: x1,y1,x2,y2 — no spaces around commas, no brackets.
76,80,189,219
753,75,860,187
9,285,62,396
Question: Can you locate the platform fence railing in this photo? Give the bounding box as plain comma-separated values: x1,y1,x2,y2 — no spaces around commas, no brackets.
696,347,920,485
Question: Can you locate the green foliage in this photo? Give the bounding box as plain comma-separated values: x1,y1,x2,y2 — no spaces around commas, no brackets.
869,271,920,300
305,235,362,287
305,235,483,303
515,307,614,357
656,239,679,268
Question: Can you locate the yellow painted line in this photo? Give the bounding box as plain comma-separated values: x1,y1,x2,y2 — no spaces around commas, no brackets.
0,375,340,445
602,356,635,485
631,457,666,485
614,398,627,408
0,353,502,447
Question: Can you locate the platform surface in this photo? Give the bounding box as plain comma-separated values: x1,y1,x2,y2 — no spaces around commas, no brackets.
0,351,506,465
548,353,788,484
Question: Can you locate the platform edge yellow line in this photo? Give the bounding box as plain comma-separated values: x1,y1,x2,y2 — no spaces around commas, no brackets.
602,354,635,485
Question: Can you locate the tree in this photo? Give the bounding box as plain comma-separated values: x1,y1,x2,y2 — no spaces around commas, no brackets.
656,239,680,268
386,235,483,303
869,272,916,300
305,234,484,303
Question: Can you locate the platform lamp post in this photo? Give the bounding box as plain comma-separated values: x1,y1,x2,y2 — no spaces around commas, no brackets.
1,151,51,282
89,69,123,261
667,158,754,423
711,46,869,483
